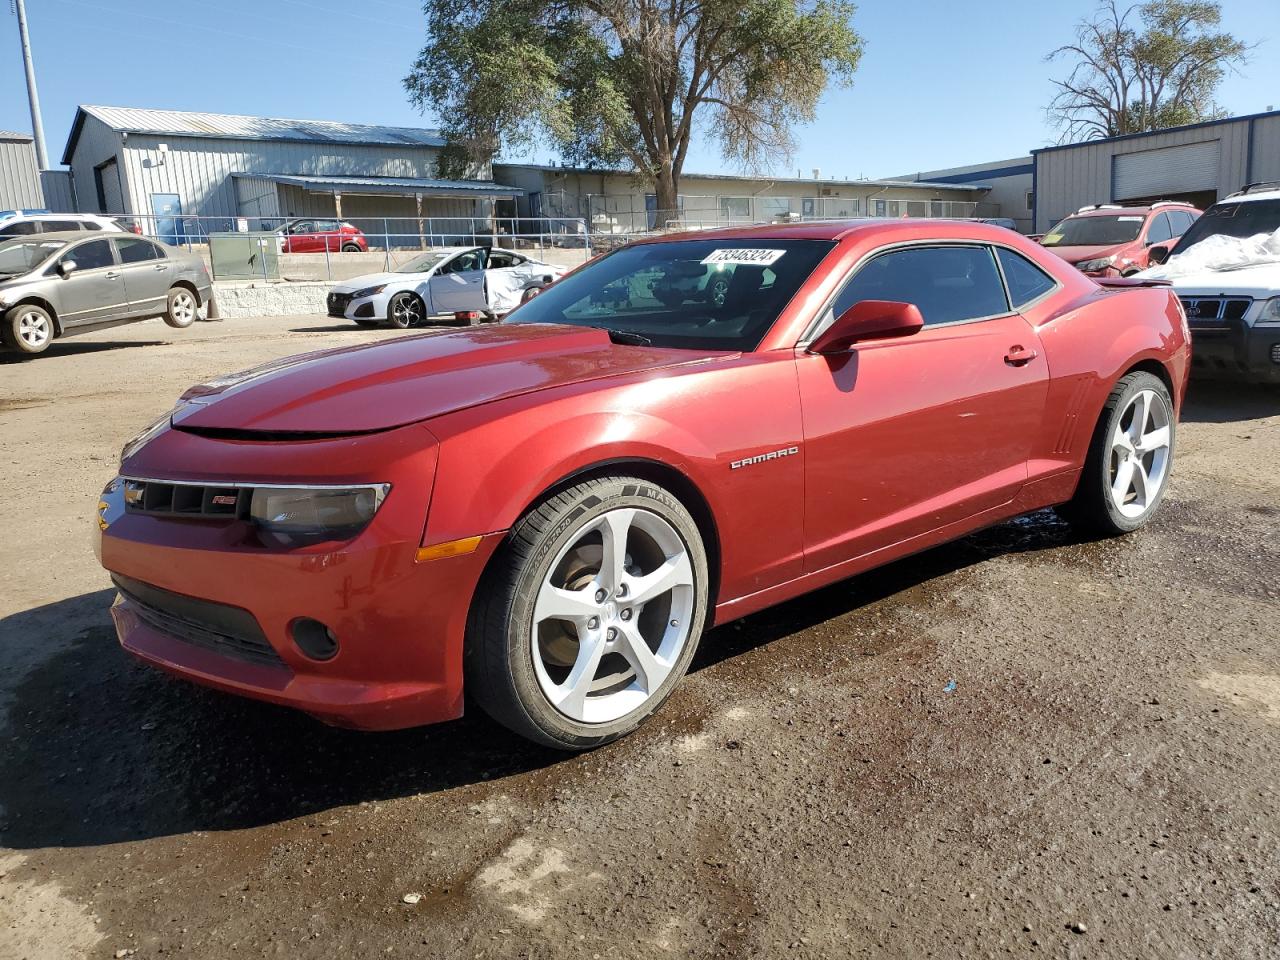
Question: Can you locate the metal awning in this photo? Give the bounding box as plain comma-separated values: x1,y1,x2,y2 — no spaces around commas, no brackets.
235,173,523,199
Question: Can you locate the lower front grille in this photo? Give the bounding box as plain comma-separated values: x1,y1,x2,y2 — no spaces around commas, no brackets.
112,574,285,669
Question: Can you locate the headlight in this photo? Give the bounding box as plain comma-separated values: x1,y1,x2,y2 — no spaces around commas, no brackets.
249,484,390,546
1076,256,1114,272
1258,297,1280,325
352,284,386,299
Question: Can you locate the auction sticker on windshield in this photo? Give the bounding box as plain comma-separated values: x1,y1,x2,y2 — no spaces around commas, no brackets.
701,248,786,266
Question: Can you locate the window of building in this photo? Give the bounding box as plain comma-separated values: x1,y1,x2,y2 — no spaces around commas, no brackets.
995,248,1057,308
719,197,751,219
1026,191,1034,212
756,197,791,220
833,245,1009,326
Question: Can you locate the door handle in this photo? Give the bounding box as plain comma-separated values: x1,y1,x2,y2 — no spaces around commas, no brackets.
153,264,167,271
105,271,121,279
1004,345,1037,366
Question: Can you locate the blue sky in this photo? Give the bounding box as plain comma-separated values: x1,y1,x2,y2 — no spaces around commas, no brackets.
1,0,1275,178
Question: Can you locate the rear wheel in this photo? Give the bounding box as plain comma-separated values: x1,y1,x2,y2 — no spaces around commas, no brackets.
341,243,361,253
467,476,709,749
1057,371,1174,535
163,287,197,328
1,304,54,355
386,292,424,329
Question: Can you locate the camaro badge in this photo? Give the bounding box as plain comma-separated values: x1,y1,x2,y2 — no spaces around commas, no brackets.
730,446,799,470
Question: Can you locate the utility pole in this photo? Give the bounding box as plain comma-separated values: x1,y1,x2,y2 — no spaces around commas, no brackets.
13,0,50,169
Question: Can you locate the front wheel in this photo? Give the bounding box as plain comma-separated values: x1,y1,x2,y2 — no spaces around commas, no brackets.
467,476,709,749
163,287,198,328
386,292,424,329
341,243,361,253
1057,371,1175,535
1,304,55,355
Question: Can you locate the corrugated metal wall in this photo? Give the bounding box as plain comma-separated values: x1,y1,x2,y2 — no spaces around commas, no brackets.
67,114,124,213
1032,115,1271,232
39,170,76,211
0,137,44,208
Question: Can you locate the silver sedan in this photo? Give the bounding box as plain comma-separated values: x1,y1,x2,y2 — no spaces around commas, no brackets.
0,231,213,357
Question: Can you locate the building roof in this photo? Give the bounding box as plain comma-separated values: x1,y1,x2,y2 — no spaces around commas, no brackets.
0,130,34,141
63,105,446,163
235,173,523,198
495,162,990,193
1030,107,1280,155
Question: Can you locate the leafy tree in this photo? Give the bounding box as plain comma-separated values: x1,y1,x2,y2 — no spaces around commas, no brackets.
405,0,863,224
1047,0,1250,141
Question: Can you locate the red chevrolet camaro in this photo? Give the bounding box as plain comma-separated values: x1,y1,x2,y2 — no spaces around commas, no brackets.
94,220,1189,749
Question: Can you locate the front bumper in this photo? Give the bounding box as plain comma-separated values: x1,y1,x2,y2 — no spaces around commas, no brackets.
1190,323,1280,383
327,289,389,322
95,423,502,731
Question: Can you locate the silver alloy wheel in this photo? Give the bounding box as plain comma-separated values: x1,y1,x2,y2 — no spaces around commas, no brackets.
171,292,195,324
390,293,423,326
1109,388,1172,519
531,507,696,724
17,310,50,349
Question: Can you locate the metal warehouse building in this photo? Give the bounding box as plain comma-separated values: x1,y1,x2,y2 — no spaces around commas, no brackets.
0,130,44,209
1032,108,1280,233
61,105,522,228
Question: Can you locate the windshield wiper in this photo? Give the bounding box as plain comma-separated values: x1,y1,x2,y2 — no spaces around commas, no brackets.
598,327,652,346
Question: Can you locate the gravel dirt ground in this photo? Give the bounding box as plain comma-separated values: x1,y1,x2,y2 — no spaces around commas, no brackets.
1,315,1278,960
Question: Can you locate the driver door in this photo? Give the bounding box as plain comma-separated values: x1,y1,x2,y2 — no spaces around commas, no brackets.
798,243,1048,572
427,248,488,313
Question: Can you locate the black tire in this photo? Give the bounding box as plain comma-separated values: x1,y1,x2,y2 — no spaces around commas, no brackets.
1,303,55,356
467,476,710,750
341,243,361,253
386,292,425,329
163,287,198,328
1057,371,1175,536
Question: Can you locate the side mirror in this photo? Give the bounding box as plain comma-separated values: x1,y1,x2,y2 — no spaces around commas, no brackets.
808,300,924,354
56,260,78,278
1148,244,1171,265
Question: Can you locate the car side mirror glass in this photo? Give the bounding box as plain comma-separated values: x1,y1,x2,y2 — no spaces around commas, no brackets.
57,259,78,277
808,300,924,355
1148,244,1170,265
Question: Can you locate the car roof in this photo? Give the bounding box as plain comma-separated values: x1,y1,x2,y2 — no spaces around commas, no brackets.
1224,188,1280,203
635,218,1034,245
1070,203,1195,218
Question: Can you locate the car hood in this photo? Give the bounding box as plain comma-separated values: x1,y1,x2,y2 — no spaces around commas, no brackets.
1040,243,1123,264
1153,261,1280,298
330,272,425,293
171,323,723,434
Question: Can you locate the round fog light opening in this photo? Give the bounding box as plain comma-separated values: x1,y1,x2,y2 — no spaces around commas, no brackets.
291,618,339,661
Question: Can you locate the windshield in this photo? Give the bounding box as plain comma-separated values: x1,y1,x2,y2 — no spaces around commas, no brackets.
503,238,836,350
394,251,454,274
0,238,66,278
1041,214,1145,247
1172,199,1280,255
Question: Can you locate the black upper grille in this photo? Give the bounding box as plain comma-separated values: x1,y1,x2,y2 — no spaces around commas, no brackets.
124,479,246,519
1179,297,1252,325
327,292,353,317
113,574,285,669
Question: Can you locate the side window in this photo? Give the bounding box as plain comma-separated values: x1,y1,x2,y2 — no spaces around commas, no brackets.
1145,213,1173,245
116,237,163,264
313,219,339,232
0,221,38,236
1170,210,1193,235
488,250,519,269
445,250,485,274
289,221,314,234
996,248,1057,309
832,245,1010,327
83,220,103,231
42,220,85,232
62,238,115,271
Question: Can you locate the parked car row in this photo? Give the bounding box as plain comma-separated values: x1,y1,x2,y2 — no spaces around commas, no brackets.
1038,201,1200,277
0,209,135,238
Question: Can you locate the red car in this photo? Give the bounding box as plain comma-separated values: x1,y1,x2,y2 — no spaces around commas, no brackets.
277,218,368,253
1039,202,1200,277
94,221,1189,749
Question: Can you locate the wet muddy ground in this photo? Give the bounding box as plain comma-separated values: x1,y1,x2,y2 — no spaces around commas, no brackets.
1,316,1278,959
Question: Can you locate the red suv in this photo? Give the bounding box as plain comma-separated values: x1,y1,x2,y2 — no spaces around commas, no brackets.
277,218,368,253
1039,202,1200,277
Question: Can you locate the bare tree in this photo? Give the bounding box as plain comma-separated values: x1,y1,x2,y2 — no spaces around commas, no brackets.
1047,0,1250,141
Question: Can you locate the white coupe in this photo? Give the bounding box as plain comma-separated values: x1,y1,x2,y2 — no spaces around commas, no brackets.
325,246,568,328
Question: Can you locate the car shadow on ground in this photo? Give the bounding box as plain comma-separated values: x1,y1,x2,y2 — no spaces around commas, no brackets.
0,340,169,363
1181,380,1277,423
0,511,1090,851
